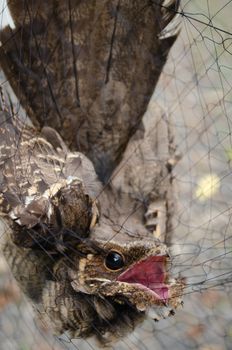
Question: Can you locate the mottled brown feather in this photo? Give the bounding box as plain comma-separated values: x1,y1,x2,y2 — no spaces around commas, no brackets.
0,0,180,180
0,102,184,342
0,0,184,342
0,107,101,249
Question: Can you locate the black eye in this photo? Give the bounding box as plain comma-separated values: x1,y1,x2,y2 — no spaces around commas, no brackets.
105,251,125,271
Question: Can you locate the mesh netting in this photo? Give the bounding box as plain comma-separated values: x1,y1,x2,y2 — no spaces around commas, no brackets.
0,1,232,349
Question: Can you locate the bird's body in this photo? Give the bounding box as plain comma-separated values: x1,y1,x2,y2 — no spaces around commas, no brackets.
0,0,184,343
0,105,184,342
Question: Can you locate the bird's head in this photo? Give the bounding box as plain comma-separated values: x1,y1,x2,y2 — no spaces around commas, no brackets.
52,238,184,320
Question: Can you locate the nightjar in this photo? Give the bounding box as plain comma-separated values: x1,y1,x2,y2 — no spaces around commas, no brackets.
0,103,184,342
0,0,184,344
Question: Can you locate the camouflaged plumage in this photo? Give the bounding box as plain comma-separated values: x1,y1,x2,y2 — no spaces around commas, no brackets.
0,0,180,181
0,109,101,249
0,101,184,342
0,0,184,343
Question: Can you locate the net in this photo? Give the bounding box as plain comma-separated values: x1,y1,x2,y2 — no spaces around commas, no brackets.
0,1,232,349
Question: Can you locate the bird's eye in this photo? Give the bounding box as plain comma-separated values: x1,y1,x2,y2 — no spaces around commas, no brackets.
105,251,125,271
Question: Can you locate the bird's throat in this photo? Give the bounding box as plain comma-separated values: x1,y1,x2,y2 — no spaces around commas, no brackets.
117,256,169,301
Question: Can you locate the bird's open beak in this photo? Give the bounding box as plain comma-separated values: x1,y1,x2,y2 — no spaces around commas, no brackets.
117,255,169,302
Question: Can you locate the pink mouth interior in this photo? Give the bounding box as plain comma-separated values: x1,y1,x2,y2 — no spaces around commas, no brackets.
117,256,169,301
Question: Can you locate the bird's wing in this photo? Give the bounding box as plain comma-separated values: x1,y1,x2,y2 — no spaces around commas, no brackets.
0,0,180,181
0,105,101,249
